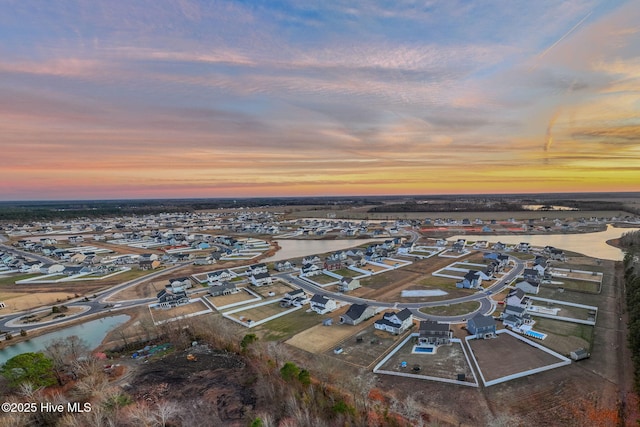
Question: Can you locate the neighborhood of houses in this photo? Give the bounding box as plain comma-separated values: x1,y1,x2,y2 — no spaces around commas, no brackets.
0,209,624,388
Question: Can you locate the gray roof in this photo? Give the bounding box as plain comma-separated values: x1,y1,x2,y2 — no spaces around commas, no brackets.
419,320,449,333
468,314,495,328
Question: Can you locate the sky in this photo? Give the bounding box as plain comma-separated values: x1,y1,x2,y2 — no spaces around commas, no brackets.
0,0,639,201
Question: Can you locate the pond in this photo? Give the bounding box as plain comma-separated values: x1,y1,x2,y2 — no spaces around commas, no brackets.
449,225,639,261
0,314,130,365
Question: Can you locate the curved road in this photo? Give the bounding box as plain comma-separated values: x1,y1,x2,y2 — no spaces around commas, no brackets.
0,227,524,335
282,253,524,323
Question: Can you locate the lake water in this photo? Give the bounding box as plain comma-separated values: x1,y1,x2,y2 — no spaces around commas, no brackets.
449,225,639,261
0,314,129,365
264,238,383,262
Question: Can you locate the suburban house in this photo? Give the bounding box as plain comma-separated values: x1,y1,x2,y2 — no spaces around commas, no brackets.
207,269,234,283
340,303,375,325
456,270,482,289
418,321,452,346
505,288,529,307
139,260,161,270
467,314,496,339
337,277,361,292
452,239,467,253
249,263,268,276
544,246,566,261
517,242,531,253
19,261,42,273
503,304,532,328
156,289,189,309
168,277,192,292
301,256,321,265
309,294,337,314
280,288,309,307
63,265,92,276
493,242,506,251
324,258,344,271
250,272,273,287
374,308,413,334
70,253,86,263
275,261,295,272
515,280,540,294
208,281,238,297
39,264,65,275
193,256,214,265
523,268,542,283
300,263,322,277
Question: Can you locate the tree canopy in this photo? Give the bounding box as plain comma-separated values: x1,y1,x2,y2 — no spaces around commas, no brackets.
0,352,57,388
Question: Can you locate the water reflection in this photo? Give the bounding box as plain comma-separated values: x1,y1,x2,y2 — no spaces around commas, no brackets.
0,315,129,365
449,225,639,261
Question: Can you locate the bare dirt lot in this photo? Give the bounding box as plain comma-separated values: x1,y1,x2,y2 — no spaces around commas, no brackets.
380,339,475,383
207,289,257,308
285,308,375,354
149,299,211,324
327,325,413,369
468,333,566,382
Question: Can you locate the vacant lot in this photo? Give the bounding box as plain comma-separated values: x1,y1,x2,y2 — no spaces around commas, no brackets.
532,317,594,354
208,289,257,308
254,308,334,341
419,301,481,316
150,299,210,323
230,301,293,324
546,278,600,293
248,280,295,298
380,339,475,383
285,308,376,353
308,273,339,284
328,324,413,369
468,333,565,382
0,291,79,313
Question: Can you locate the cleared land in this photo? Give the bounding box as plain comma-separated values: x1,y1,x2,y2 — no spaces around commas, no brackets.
419,301,481,316
229,301,293,323
531,317,594,355
380,339,475,384
149,299,210,324
207,289,257,308
326,324,414,369
468,333,565,382
285,309,376,354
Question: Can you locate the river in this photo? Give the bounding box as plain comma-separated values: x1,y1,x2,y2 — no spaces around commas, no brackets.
0,315,129,365
448,225,639,261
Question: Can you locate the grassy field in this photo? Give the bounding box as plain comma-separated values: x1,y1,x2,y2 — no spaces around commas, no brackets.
309,273,339,284
150,300,210,323
332,268,360,278
546,278,600,293
255,308,331,341
0,273,41,286
469,333,567,382
419,301,481,316
533,317,594,352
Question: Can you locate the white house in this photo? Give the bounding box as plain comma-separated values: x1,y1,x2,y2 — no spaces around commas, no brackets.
374,308,413,334
515,280,540,295
250,272,273,287
309,294,337,314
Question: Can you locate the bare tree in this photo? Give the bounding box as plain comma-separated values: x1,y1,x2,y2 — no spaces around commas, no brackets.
153,399,179,427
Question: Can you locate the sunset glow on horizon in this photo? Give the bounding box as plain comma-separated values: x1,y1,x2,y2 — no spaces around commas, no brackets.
1,1,639,201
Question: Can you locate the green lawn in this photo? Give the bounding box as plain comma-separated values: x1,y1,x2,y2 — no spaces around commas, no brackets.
332,268,359,278
0,273,41,286
310,274,338,284
419,301,481,316
254,310,329,341
547,278,600,293
534,317,595,344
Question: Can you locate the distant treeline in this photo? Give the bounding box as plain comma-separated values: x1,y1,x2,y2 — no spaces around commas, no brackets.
368,198,635,214
0,197,383,222
368,200,526,213
623,231,640,393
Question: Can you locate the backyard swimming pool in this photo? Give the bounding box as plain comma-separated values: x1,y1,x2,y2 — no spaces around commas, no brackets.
525,330,547,340
412,345,436,354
